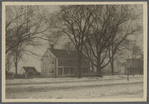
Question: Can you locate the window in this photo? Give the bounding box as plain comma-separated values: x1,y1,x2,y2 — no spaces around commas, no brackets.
64,67,69,74
52,68,55,73
49,68,55,73
70,67,75,74
52,60,54,64
52,70,54,73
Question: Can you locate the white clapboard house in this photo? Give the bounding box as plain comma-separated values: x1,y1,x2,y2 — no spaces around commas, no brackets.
41,44,96,78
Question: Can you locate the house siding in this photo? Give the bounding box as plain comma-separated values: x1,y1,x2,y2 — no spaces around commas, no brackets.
41,48,93,78
41,49,58,77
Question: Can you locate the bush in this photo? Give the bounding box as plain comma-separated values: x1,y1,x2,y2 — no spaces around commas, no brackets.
14,74,25,79
6,72,14,79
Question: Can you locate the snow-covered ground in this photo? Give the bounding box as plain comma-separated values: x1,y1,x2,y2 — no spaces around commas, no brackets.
6,75,143,99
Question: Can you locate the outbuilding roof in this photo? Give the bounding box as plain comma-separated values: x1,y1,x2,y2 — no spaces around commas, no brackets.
22,67,37,73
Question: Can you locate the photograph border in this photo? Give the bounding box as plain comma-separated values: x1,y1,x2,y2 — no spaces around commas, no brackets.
2,1,148,102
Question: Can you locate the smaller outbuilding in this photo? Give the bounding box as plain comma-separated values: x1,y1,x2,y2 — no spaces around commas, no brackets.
20,67,40,78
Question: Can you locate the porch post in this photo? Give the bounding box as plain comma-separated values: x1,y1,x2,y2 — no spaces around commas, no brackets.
69,67,70,77
87,67,89,77
75,67,77,77
62,66,64,77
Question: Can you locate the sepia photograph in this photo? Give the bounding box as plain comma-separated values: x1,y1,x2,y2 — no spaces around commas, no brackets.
2,2,147,102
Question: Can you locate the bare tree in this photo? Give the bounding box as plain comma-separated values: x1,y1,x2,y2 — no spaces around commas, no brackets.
127,41,142,59
6,5,55,73
55,5,97,78
108,31,142,75
62,41,76,51
83,5,142,76
108,5,143,75
125,41,142,69
6,5,52,54
11,43,25,75
50,5,142,77
5,53,13,74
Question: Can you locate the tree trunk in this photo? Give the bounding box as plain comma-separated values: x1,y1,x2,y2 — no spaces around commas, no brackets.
111,58,114,75
15,62,18,75
77,51,82,78
6,70,8,75
97,58,102,77
111,38,115,75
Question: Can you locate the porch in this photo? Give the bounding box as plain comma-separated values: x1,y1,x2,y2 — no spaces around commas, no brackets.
57,66,94,77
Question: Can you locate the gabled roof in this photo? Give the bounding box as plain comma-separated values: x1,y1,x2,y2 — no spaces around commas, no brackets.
49,48,88,59
22,67,37,73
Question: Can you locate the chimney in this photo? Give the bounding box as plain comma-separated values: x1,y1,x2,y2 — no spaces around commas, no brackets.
50,44,54,49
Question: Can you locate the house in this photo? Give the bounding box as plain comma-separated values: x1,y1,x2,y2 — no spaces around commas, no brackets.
125,59,143,75
41,44,95,78
20,67,40,78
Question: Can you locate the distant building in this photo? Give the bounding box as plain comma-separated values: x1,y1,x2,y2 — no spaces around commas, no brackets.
41,44,95,78
20,67,40,78
126,59,143,75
